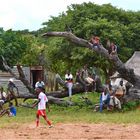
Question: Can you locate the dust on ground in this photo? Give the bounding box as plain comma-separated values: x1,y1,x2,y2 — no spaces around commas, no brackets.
0,122,140,140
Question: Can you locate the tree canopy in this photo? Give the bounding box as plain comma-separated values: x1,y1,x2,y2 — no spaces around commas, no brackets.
1,2,140,78
39,3,140,76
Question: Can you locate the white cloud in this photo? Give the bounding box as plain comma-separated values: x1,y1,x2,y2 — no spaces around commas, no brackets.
0,0,139,31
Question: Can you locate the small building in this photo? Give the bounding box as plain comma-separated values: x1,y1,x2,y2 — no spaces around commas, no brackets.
0,65,45,94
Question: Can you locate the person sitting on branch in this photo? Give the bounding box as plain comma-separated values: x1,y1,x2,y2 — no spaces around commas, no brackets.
81,65,95,92
90,36,101,49
108,42,117,55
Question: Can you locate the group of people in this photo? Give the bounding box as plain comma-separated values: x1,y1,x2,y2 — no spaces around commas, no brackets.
65,65,99,101
0,78,53,128
0,78,19,117
95,79,126,112
0,68,126,128
90,36,118,55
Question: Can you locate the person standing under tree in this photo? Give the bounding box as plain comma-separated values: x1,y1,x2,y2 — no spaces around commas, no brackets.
65,70,73,101
0,102,16,117
32,87,52,128
7,78,19,106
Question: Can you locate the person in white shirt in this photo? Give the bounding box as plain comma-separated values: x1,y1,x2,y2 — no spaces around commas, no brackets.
0,87,7,110
65,70,73,101
32,87,52,128
35,78,45,89
100,87,110,110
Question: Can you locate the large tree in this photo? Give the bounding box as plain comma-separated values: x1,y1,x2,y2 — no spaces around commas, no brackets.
42,31,140,102
40,2,140,76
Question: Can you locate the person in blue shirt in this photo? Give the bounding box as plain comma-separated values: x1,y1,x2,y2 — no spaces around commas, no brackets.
9,102,16,116
99,86,110,112
0,102,16,117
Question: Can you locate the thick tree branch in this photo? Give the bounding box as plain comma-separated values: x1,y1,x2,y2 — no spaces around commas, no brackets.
16,65,34,93
2,56,34,94
1,56,18,79
42,32,140,88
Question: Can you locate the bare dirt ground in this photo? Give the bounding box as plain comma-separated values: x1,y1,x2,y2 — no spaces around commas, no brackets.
0,122,140,140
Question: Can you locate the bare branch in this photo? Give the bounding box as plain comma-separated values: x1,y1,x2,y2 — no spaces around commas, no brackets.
1,55,19,79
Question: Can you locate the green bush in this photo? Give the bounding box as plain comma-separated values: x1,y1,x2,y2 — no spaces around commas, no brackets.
122,101,140,111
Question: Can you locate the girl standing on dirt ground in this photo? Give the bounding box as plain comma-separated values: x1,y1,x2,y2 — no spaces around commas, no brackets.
32,87,53,128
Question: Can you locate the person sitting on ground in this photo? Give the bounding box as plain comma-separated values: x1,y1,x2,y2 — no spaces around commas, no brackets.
0,86,7,110
99,86,110,112
94,86,110,112
7,78,19,106
0,102,16,117
65,70,73,101
109,86,121,110
8,102,16,116
109,94,121,110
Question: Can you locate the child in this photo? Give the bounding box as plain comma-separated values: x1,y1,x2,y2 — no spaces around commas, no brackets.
32,87,52,128
9,102,16,116
0,102,16,117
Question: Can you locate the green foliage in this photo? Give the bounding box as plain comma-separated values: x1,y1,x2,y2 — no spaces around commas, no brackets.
122,101,140,111
1,2,140,78
0,29,28,69
20,34,46,66
40,2,140,77
0,29,49,70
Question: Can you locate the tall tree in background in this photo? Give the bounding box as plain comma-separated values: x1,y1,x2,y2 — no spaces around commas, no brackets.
39,2,140,78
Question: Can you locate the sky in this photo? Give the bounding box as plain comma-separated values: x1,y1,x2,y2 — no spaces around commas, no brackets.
0,0,140,31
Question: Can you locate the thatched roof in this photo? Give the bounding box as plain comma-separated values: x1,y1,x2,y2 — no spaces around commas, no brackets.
110,51,140,85
125,51,140,76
